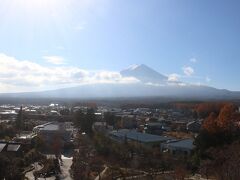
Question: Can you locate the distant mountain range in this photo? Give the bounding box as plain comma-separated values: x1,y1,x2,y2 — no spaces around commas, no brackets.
1,64,240,100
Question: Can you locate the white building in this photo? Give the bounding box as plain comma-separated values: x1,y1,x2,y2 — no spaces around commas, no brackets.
33,122,72,143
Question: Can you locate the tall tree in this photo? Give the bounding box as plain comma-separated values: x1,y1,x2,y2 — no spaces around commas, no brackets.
16,106,23,130
217,103,238,130
195,103,240,156
85,108,96,135
73,110,84,129
200,142,240,180
74,108,96,135
104,112,116,126
202,112,218,134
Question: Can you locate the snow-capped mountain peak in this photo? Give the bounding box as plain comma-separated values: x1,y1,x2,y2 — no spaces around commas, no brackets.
124,64,141,71
120,64,167,84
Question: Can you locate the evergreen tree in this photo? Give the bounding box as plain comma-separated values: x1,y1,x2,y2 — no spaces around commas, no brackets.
74,108,96,135
16,106,23,130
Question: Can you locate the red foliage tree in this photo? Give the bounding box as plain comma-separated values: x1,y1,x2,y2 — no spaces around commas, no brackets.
217,103,238,130
202,103,240,133
196,102,227,118
203,112,218,134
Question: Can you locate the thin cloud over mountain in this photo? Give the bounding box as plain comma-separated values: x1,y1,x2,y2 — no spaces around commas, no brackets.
0,53,139,93
0,55,239,99
43,56,66,65
0,53,216,93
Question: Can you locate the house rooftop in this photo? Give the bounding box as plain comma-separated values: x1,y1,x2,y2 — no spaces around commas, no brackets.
34,122,60,131
7,144,21,152
41,124,59,131
166,139,194,150
147,122,165,127
110,129,172,143
0,143,7,152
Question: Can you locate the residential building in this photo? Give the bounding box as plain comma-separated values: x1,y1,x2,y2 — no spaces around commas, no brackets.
161,139,194,156
187,121,201,133
109,129,173,147
33,122,72,144
119,115,137,129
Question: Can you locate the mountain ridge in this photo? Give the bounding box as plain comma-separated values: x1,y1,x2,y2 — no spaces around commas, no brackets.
0,64,239,100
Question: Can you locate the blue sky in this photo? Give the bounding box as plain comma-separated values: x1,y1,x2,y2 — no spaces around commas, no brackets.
0,0,240,92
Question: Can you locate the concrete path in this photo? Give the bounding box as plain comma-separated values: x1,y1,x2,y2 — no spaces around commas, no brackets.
25,154,73,180
25,162,43,180
95,165,109,180
58,154,73,180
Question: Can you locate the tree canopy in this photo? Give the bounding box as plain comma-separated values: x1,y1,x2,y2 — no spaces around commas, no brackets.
195,103,240,156
74,108,96,135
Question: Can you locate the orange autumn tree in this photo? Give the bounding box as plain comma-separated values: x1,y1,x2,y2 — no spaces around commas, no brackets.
196,102,227,119
217,103,238,130
202,112,218,133
195,103,240,157
203,103,239,133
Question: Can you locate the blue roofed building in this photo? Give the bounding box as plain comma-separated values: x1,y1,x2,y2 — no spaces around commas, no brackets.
161,139,195,156
109,129,173,147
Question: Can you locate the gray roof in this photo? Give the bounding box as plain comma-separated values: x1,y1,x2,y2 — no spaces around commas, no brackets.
7,144,21,152
41,124,59,131
147,122,164,127
166,139,194,150
110,129,172,143
187,121,201,126
0,143,6,152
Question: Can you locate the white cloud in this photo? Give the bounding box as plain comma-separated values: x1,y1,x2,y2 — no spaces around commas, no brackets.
178,82,187,86
182,66,194,76
206,76,211,83
190,58,197,63
0,53,139,93
194,82,204,86
43,56,65,65
145,82,164,87
168,73,180,82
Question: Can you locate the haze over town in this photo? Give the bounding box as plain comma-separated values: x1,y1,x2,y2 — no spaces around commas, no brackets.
0,0,240,93
0,1,240,180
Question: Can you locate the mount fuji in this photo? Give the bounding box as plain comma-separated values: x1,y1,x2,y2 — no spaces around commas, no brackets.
120,64,168,84
0,64,240,100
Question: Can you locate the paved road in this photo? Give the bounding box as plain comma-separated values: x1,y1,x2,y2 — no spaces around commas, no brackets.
95,165,108,180
25,162,43,180
25,155,73,180
59,155,73,180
